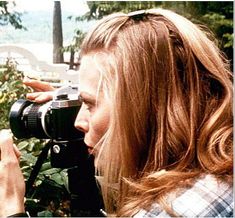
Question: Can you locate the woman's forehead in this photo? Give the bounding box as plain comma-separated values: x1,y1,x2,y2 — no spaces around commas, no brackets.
78,54,105,95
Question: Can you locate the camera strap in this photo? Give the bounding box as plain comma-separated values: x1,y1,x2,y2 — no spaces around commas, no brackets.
25,140,52,197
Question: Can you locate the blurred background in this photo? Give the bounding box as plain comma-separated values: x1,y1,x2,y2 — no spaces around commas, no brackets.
0,1,233,216
0,1,233,73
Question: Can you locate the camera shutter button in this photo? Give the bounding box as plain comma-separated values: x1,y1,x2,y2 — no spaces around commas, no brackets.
56,94,68,100
52,144,61,153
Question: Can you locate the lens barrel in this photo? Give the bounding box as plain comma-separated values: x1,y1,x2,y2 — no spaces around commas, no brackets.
9,99,33,139
9,99,49,139
9,98,83,141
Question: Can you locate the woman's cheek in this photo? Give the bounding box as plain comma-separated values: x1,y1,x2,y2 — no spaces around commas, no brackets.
91,109,110,143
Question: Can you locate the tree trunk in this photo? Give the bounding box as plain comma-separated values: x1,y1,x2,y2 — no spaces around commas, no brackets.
53,1,64,63
69,49,75,69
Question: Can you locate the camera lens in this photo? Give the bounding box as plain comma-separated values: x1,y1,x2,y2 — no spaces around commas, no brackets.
9,99,50,139
9,95,83,141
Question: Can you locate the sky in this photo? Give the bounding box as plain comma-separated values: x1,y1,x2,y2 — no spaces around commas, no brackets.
12,0,90,15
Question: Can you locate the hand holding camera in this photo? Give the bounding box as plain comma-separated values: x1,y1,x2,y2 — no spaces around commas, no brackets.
23,77,55,103
0,129,25,217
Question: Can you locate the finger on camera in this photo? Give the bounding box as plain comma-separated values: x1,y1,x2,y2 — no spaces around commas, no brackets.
26,92,53,103
35,93,53,103
26,92,42,100
23,78,54,91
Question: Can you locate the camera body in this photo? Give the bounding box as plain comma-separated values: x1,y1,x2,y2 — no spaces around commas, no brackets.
9,86,85,168
9,86,83,141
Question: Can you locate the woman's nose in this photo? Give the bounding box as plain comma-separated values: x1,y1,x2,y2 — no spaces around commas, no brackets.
74,105,89,133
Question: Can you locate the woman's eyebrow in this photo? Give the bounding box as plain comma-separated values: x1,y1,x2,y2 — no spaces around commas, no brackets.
79,92,96,104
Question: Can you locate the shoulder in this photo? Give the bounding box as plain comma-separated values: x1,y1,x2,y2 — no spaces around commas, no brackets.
134,174,233,217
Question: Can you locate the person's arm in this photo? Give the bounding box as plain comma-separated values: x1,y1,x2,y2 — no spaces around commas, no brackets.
0,130,25,217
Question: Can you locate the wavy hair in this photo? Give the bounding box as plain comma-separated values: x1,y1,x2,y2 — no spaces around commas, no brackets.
80,8,233,216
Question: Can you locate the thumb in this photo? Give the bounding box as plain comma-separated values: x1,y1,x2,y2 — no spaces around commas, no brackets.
0,129,16,161
13,143,21,160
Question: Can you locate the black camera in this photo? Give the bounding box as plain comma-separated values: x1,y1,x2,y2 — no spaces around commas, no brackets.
9,86,85,168
9,86,83,141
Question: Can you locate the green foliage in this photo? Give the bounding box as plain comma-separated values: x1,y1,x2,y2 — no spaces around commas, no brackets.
200,12,233,60
0,1,25,29
0,60,70,216
63,29,86,53
0,60,28,129
81,1,162,20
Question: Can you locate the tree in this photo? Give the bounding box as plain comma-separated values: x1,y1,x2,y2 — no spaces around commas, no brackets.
63,29,86,69
53,1,64,63
0,1,25,29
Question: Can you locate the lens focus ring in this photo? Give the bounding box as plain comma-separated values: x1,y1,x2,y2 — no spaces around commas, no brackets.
27,104,41,130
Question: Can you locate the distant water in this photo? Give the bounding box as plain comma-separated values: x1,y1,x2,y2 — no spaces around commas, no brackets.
0,10,96,45
0,11,96,63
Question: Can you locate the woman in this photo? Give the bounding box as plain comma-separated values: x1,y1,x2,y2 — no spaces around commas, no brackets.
0,8,233,217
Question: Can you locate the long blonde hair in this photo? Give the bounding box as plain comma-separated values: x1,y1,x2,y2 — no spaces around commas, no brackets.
80,8,233,216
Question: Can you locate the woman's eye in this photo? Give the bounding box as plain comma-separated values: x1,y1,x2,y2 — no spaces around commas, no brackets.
80,96,96,112
84,102,94,112
86,105,92,111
